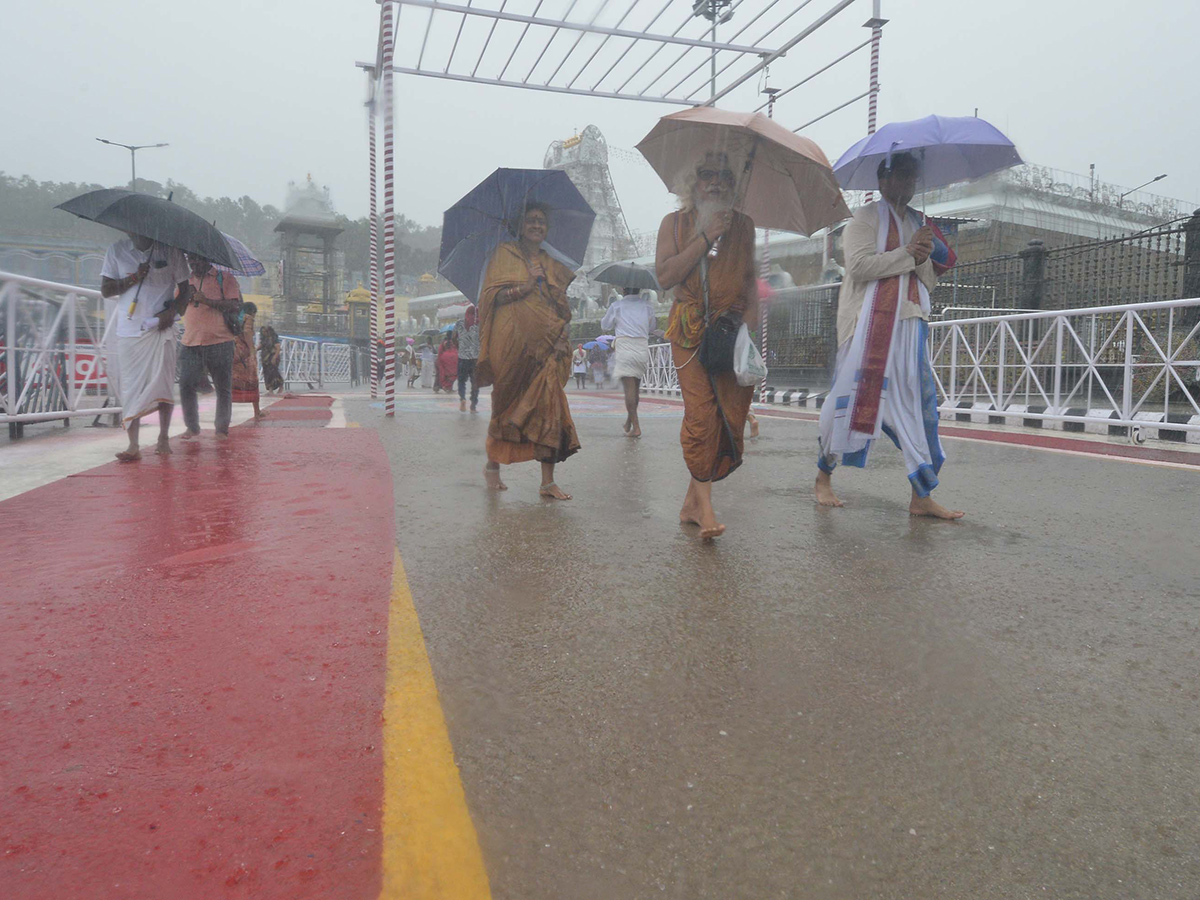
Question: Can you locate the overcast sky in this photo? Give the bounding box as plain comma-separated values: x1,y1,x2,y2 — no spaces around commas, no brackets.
4,0,1197,237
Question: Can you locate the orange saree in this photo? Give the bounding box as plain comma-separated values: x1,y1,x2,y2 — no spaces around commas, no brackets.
664,209,758,482
476,242,581,465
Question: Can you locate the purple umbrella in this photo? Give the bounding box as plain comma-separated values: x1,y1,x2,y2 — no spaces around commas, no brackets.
833,115,1022,192
215,233,266,277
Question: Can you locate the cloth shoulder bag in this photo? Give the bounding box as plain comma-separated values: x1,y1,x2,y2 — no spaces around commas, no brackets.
697,256,741,374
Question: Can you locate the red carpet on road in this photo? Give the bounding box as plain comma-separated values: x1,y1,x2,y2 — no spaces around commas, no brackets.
0,423,394,899
258,395,335,425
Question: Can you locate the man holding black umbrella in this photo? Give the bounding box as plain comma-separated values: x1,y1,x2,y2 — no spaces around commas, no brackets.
601,287,657,437
100,232,191,461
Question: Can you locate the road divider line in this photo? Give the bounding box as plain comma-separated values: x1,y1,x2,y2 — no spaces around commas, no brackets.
379,550,492,900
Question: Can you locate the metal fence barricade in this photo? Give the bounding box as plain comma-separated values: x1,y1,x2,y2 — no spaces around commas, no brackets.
928,297,1200,434
1,271,119,434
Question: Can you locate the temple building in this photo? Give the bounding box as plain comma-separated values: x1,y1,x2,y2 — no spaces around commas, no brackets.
543,125,637,306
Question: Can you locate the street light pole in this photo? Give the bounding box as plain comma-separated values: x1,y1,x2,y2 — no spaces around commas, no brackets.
693,0,733,101
1118,174,1167,208
95,138,169,191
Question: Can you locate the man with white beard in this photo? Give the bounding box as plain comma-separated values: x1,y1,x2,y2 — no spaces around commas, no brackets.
655,151,758,541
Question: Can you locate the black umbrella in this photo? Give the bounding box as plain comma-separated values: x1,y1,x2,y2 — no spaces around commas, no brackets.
588,259,661,291
56,189,241,270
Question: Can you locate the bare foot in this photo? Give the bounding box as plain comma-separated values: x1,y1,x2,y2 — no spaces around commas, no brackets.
814,479,844,508
623,418,632,434
628,426,641,438
484,465,507,491
539,481,572,501
679,501,702,526
155,437,172,456
180,429,200,441
749,416,760,439
699,523,726,541
115,449,141,462
909,495,964,520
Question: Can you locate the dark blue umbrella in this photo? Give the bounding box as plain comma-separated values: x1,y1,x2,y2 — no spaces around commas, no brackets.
438,168,596,303
55,189,241,270
833,115,1023,192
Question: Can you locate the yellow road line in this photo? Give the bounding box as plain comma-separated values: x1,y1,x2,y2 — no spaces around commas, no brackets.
380,550,492,899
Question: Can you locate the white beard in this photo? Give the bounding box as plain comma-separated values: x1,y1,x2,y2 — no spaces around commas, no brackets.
695,193,734,223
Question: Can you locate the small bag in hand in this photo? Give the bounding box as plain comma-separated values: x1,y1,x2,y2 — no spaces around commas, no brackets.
733,322,767,386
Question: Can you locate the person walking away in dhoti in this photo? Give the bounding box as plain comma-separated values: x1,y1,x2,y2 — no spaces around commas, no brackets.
455,305,481,412
655,152,757,541
815,151,963,518
601,287,657,437
419,336,436,389
476,202,580,500
231,302,266,419
588,344,606,388
100,232,191,461
179,256,241,441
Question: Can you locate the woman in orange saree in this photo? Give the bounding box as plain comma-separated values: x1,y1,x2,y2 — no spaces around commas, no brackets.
231,302,266,419
476,203,580,500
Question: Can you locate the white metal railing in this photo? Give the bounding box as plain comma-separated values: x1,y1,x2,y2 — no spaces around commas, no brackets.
1,271,120,424
275,337,363,389
278,336,321,388
2,269,370,432
928,297,1200,432
643,341,679,392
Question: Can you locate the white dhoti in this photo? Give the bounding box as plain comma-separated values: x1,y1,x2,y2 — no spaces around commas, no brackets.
612,337,650,380
112,328,178,426
818,318,945,496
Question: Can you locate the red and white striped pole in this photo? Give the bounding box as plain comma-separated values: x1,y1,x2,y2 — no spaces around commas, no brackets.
367,83,379,399
864,1,887,202
758,87,779,403
381,0,397,417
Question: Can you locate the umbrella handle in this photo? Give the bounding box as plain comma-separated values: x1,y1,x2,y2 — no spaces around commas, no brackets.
735,138,760,211
127,258,148,319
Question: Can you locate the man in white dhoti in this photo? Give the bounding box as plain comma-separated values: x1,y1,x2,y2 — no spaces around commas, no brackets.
600,287,657,437
815,152,963,518
100,233,191,462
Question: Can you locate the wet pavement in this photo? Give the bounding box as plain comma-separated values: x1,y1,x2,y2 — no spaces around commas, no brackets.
1,410,393,900
354,386,1200,900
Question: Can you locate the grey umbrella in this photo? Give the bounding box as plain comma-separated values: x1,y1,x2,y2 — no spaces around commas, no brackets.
588,259,661,291
56,189,241,270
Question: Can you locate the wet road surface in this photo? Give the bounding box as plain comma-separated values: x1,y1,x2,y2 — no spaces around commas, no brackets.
355,386,1200,900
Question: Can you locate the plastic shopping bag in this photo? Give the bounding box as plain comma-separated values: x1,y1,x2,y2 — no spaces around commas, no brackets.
733,322,767,387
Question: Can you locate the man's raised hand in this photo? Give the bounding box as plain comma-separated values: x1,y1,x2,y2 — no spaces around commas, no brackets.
908,225,934,264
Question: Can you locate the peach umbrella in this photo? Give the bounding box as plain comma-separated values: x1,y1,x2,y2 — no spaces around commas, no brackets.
635,107,851,236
